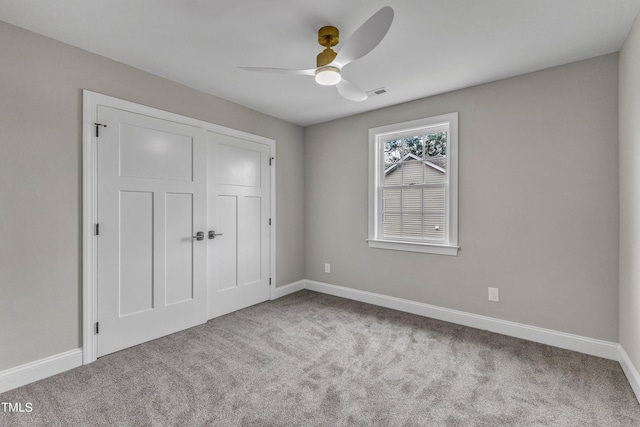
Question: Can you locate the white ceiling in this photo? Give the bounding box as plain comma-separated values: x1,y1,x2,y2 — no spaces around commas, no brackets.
1,0,639,126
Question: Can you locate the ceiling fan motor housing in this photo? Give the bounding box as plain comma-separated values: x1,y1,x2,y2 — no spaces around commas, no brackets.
317,26,339,67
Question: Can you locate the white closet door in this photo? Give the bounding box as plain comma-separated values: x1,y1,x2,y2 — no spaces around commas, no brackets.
207,131,271,318
96,105,207,357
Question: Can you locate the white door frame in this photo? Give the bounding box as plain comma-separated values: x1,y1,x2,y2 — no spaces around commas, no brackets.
82,90,276,364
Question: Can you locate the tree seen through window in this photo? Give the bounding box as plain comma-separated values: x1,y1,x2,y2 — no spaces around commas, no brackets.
384,132,447,166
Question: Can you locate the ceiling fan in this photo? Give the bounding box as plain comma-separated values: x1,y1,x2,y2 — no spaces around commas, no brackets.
239,7,394,102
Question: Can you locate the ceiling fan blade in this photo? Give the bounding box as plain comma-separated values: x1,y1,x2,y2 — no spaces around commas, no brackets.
336,79,368,102
238,67,316,76
333,6,394,68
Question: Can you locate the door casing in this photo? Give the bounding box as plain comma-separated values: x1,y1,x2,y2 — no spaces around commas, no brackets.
82,90,276,364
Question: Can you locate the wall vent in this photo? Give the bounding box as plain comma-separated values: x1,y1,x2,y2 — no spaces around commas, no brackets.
366,87,389,97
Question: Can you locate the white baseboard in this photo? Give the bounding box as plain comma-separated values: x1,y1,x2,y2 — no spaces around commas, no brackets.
303,280,620,361
271,280,306,300
2,281,637,399
619,346,640,402
0,349,83,394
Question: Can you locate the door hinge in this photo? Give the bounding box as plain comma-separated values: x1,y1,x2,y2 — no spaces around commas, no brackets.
269,218,271,226
95,223,99,236
269,157,274,166
94,123,107,138
269,278,272,285
95,322,99,334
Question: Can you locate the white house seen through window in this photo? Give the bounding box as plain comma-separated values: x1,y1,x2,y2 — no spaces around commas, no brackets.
368,113,458,256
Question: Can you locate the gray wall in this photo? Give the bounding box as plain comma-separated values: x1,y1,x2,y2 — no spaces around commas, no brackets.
0,21,305,371
0,16,627,376
304,54,619,341
620,13,640,377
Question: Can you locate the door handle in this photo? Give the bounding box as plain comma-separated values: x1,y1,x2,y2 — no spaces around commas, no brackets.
192,231,204,241
208,230,223,239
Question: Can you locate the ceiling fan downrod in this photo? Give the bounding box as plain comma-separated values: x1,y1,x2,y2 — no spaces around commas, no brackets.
316,25,339,67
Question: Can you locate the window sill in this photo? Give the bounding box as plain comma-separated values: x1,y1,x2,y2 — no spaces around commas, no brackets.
367,239,459,256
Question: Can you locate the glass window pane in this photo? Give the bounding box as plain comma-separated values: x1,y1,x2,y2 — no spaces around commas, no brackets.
423,215,445,240
384,162,403,186
424,156,446,184
402,160,424,185
423,187,445,213
401,214,423,238
384,139,403,167
382,189,401,212
424,132,447,158
383,213,401,238
402,188,422,214
402,137,424,159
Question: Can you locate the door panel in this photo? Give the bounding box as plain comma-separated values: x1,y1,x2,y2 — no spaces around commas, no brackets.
119,191,154,316
216,195,238,291
97,106,206,357
218,144,261,187
165,193,194,305
208,132,271,319
119,123,193,181
239,196,262,286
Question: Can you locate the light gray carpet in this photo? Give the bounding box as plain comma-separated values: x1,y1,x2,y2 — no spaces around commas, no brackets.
1,290,638,426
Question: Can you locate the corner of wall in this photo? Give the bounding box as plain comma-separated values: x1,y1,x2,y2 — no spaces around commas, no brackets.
619,7,640,401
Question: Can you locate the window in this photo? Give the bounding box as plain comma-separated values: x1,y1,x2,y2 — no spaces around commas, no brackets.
368,113,458,255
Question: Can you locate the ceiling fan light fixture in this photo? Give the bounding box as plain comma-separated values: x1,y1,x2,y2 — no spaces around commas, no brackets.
315,66,341,86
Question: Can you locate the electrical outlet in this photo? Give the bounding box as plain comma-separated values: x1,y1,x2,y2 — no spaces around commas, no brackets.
488,287,500,302
324,263,330,273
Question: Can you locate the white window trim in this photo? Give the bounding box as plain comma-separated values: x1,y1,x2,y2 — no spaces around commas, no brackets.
368,113,459,256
